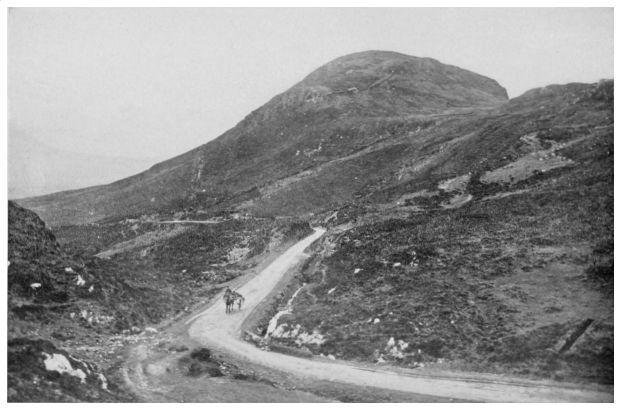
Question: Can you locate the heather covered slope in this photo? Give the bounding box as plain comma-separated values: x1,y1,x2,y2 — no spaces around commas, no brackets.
255,81,614,385
7,200,315,401
8,201,178,332
18,51,508,226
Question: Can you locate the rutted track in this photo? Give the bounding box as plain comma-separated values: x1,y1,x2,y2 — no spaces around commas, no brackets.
187,228,613,402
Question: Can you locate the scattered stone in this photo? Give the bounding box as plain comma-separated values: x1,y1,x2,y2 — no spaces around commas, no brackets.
75,275,86,287
97,373,108,390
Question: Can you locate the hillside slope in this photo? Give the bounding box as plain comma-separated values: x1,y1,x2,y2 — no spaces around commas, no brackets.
254,81,614,385
8,200,315,401
18,51,508,226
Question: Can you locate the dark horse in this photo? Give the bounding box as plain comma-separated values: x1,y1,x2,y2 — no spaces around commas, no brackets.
225,294,236,314
223,288,244,314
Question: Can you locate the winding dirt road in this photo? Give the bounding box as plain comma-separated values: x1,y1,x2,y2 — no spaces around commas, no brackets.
187,228,613,402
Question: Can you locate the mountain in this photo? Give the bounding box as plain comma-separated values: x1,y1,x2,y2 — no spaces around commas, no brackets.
17,51,508,226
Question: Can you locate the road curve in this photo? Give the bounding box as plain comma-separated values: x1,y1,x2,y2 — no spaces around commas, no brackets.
187,228,612,402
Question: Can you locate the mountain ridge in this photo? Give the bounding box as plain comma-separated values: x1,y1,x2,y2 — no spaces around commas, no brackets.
16,52,611,229
17,50,510,226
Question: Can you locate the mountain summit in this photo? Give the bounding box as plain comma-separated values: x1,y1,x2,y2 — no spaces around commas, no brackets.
296,51,508,109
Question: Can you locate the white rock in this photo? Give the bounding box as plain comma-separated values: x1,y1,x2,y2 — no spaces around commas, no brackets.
295,329,326,346
398,340,409,351
75,275,86,286
393,262,402,267
42,353,86,383
388,346,405,359
30,283,42,289
373,318,380,324
64,267,74,273
98,373,108,390
354,268,362,274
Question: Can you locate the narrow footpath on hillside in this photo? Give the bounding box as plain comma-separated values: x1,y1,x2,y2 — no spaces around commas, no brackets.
185,227,613,403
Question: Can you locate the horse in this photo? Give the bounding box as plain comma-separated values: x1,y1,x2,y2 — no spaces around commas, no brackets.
223,290,235,314
223,289,245,314
235,293,245,310
225,294,236,314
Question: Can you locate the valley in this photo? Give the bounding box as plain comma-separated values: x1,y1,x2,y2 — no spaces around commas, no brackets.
8,51,613,402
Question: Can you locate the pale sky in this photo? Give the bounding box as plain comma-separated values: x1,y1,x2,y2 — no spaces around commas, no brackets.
8,8,614,196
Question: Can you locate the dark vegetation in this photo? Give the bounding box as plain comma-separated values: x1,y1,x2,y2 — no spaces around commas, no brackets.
257,79,613,385
8,200,310,401
178,348,224,378
8,338,130,402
